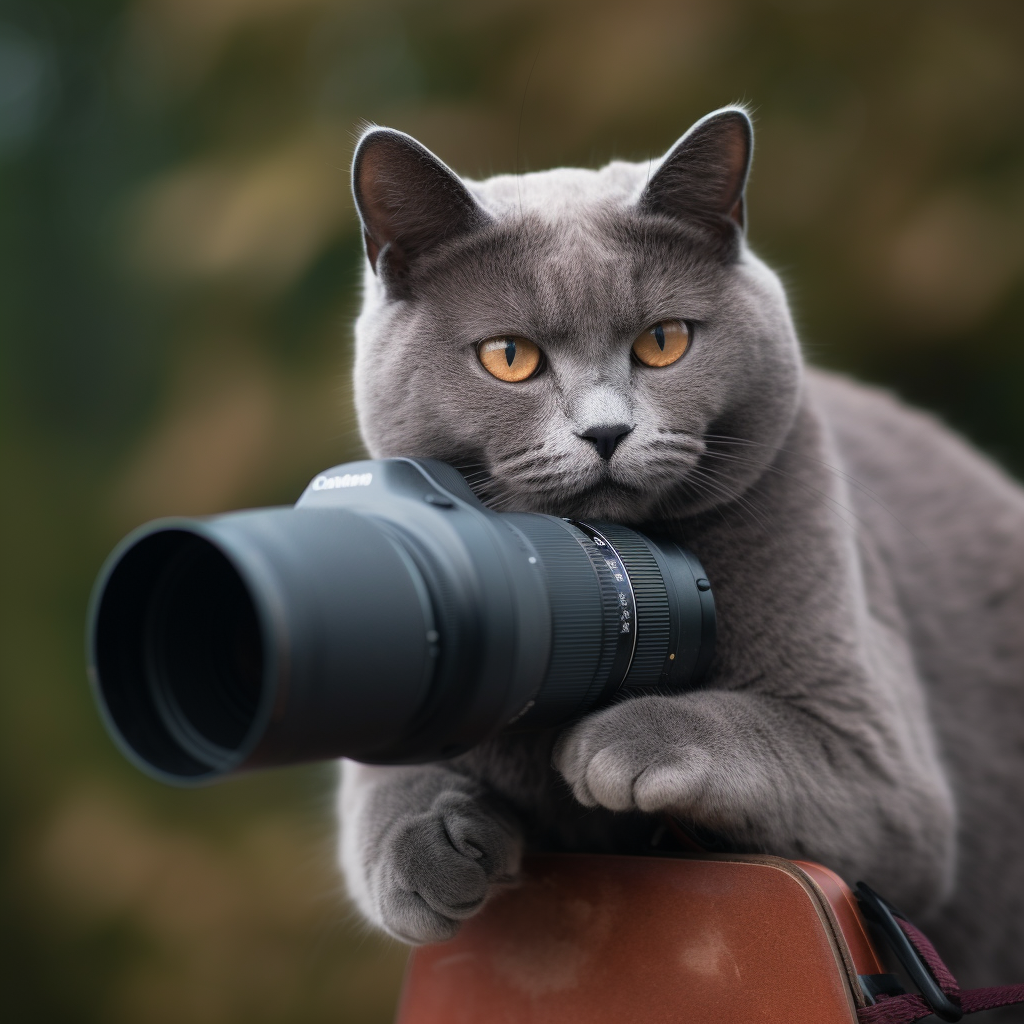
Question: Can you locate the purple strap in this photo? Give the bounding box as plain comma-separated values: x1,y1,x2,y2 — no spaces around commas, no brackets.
857,917,1024,1023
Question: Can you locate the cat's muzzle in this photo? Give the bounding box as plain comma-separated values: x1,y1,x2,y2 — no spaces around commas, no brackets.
87,458,716,786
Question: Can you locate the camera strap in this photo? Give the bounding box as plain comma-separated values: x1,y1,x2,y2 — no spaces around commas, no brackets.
853,904,1024,1023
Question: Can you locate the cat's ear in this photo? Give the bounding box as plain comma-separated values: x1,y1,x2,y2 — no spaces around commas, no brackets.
639,107,753,238
352,127,487,291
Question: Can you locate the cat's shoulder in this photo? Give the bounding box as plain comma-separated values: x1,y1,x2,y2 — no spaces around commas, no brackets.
807,367,947,439
806,366,1024,508
809,366,975,455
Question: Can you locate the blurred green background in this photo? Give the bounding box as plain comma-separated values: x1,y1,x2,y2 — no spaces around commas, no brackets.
4,0,1024,1020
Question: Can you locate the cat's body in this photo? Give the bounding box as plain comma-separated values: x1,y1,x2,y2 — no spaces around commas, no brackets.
338,109,1024,987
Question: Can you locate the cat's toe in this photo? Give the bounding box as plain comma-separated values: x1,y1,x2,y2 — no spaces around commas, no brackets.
553,702,663,808
583,744,643,811
370,792,520,943
554,700,714,813
581,745,710,812
631,750,713,812
551,727,601,806
378,889,463,944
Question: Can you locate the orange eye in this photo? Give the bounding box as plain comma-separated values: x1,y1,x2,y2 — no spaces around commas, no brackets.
632,320,690,367
478,336,542,382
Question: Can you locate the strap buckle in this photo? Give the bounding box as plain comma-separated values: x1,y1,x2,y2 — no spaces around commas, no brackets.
855,882,963,1022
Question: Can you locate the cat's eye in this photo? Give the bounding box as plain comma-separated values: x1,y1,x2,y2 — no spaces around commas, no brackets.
632,320,690,368
478,336,542,382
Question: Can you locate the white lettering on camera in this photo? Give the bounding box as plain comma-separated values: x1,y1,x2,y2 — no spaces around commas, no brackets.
311,472,373,491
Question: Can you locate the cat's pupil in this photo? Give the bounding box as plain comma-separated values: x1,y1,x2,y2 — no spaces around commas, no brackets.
653,324,666,351
505,338,516,366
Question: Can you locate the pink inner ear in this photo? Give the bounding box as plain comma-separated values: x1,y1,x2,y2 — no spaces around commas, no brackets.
718,126,749,217
357,146,399,246
363,230,381,269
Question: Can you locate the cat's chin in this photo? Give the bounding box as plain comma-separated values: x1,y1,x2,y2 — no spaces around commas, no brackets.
556,487,663,524
485,479,668,525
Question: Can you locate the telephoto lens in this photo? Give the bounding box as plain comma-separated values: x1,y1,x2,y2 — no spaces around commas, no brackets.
89,458,716,785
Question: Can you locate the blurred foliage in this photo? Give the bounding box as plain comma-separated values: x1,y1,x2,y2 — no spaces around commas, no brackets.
3,0,1024,1020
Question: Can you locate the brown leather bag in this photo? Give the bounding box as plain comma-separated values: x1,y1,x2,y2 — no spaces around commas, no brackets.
394,852,1024,1024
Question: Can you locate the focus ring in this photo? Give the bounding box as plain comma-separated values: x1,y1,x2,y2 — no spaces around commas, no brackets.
587,522,670,689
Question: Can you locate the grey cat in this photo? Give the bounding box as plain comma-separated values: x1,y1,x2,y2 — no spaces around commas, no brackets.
337,107,1024,989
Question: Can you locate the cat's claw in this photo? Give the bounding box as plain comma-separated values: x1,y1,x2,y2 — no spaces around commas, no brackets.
367,791,521,944
554,697,715,813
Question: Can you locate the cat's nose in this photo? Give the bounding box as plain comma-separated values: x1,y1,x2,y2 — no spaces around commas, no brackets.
579,423,634,461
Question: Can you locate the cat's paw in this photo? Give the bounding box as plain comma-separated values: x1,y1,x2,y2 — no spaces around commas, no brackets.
369,791,521,944
553,696,714,813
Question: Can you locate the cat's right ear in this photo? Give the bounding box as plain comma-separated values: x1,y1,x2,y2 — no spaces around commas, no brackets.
352,127,487,293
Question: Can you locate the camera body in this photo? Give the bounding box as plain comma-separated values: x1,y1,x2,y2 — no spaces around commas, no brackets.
89,458,715,785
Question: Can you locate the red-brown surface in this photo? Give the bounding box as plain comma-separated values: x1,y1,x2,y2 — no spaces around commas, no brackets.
795,860,886,976
396,854,859,1024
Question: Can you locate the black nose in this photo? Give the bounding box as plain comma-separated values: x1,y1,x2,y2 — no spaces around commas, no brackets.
579,423,633,461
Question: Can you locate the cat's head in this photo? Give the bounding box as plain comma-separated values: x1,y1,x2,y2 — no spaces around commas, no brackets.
350,107,802,524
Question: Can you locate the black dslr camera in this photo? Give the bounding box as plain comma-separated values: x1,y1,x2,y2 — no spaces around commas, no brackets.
88,458,715,784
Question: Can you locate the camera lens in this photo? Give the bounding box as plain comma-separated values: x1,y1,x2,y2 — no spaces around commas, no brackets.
145,537,264,771
88,459,715,784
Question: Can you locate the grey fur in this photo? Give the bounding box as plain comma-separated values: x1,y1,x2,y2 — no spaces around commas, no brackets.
338,108,1024,988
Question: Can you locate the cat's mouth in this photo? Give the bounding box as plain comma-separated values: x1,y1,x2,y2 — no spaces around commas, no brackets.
462,433,712,522
473,463,691,523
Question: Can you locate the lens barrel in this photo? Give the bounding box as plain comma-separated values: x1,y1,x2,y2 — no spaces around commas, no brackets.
88,459,714,785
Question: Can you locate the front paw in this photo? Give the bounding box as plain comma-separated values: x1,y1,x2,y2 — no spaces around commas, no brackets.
370,791,520,944
553,696,714,813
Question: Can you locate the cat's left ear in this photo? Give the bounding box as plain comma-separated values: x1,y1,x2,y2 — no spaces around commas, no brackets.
639,106,753,238
352,126,488,293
